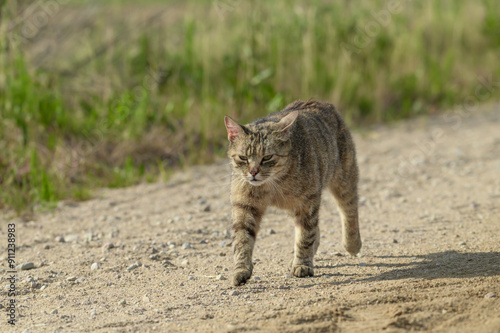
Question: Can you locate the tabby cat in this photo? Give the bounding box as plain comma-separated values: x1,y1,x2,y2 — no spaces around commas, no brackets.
224,100,361,286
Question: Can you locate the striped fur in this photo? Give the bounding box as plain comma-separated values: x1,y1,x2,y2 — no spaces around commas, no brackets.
225,100,361,286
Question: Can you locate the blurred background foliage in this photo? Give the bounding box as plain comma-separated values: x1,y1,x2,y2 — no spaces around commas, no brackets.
0,0,499,214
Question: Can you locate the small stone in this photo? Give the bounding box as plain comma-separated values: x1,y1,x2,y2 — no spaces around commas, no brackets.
459,242,466,246
359,263,367,267
268,229,276,235
149,254,160,260
43,245,50,250
127,264,139,272
253,276,261,281
223,229,231,239
40,285,47,291
229,290,239,296
212,231,220,237
182,243,192,249
17,262,35,270
188,276,195,281
203,205,211,212
143,295,151,303
484,292,497,299
64,234,79,242
119,299,126,306
91,263,99,270
216,274,226,281
103,243,114,250
90,309,97,316
393,239,398,243
55,236,65,243
50,309,58,314
219,241,227,247
332,252,343,257
66,276,77,282
84,233,94,242
181,260,189,266
243,294,250,299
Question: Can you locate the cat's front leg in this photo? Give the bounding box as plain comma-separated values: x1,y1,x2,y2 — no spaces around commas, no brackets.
231,202,263,286
291,199,320,278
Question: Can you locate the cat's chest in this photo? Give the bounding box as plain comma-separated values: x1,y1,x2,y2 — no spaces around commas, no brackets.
269,191,304,211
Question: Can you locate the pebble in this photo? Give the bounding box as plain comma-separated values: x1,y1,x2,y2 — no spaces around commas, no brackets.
253,276,261,281
126,264,139,272
119,299,126,306
103,243,114,250
212,231,220,237
459,242,466,246
149,254,160,260
182,243,192,249
223,229,231,238
359,263,367,267
64,234,79,242
66,276,77,282
219,241,227,247
17,262,35,270
484,292,497,299
188,276,195,281
50,309,58,315
55,236,65,243
216,274,226,281
393,239,398,243
203,205,211,212
91,263,99,270
332,252,343,257
181,260,189,266
268,229,276,235
90,309,97,316
229,290,239,296
243,294,250,299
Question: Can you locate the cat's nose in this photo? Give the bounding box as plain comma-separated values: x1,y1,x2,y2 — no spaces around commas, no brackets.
250,170,259,176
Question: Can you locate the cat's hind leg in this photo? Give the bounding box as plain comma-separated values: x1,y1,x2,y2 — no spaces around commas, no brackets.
329,168,362,256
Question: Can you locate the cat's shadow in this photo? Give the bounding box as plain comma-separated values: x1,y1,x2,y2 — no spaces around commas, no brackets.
309,250,500,286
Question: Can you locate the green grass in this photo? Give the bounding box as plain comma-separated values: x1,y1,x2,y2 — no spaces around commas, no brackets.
1,0,500,214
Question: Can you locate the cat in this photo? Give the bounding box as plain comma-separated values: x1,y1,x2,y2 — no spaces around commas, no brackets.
224,100,361,286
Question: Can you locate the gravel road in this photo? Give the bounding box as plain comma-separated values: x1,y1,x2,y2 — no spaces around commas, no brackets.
1,105,499,332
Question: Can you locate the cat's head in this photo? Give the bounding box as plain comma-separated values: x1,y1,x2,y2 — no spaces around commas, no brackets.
224,111,298,186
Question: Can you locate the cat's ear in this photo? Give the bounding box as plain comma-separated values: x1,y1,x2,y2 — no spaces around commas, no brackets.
224,116,245,141
275,111,298,140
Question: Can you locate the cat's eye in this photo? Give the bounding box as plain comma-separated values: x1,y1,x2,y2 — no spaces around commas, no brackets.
262,155,273,161
239,155,248,161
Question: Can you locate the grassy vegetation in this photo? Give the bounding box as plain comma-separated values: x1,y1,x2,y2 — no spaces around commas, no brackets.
1,0,499,214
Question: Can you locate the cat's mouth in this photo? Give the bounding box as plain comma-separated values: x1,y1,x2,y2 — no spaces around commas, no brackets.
248,176,265,186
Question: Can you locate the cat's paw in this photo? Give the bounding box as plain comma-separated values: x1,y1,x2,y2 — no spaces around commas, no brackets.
344,235,362,256
291,265,314,278
232,269,252,286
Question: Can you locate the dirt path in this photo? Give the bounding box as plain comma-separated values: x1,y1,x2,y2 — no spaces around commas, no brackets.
2,105,500,332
